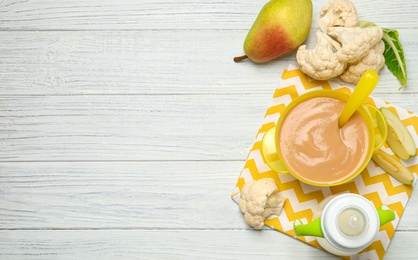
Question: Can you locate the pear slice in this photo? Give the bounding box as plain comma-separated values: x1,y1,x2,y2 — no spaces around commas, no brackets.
379,107,416,160
372,149,414,185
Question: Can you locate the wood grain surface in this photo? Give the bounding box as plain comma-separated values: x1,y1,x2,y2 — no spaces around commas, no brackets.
1,0,417,259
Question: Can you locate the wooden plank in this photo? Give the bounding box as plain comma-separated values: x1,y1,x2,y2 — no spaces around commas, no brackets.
0,161,245,229
0,162,417,230
2,93,418,162
0,229,416,259
0,0,416,30
0,29,416,95
1,94,417,162
0,30,287,95
0,230,340,259
0,94,266,161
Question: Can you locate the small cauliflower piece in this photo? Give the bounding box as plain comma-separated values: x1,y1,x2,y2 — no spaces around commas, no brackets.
239,178,285,229
317,0,357,33
340,41,385,84
297,30,346,80
328,26,383,63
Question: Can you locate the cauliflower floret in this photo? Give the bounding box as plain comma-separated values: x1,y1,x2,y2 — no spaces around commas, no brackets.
296,30,346,80
239,178,285,229
340,41,385,84
317,0,357,33
328,26,383,63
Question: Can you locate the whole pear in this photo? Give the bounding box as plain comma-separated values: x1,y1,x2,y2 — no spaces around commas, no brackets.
234,0,312,63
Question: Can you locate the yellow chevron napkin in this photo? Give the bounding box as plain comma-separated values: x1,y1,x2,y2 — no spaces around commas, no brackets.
231,65,418,260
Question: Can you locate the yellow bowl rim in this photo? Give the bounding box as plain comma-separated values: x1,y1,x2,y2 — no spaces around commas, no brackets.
274,90,375,187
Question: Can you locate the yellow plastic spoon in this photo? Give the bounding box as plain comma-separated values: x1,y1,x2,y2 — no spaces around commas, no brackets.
338,70,379,128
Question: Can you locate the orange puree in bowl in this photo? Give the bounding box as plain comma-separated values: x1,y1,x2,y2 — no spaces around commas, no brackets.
279,97,369,184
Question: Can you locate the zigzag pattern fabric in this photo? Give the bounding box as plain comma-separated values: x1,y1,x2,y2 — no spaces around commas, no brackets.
231,65,418,260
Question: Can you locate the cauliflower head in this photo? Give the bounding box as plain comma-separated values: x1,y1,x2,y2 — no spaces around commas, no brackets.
340,40,385,83
328,25,383,63
239,178,286,229
294,0,386,84
297,30,346,80
317,0,358,33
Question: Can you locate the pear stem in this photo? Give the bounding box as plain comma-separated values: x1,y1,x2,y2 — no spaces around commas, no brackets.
233,55,248,63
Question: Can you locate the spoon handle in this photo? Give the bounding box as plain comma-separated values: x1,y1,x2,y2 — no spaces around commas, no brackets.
338,70,379,128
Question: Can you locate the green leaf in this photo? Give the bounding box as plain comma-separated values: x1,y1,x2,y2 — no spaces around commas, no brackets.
382,28,407,89
358,20,407,89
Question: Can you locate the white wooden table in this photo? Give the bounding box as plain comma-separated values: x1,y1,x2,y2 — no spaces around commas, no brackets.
1,0,417,259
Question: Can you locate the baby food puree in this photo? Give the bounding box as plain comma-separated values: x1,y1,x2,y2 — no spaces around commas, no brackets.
279,96,369,184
